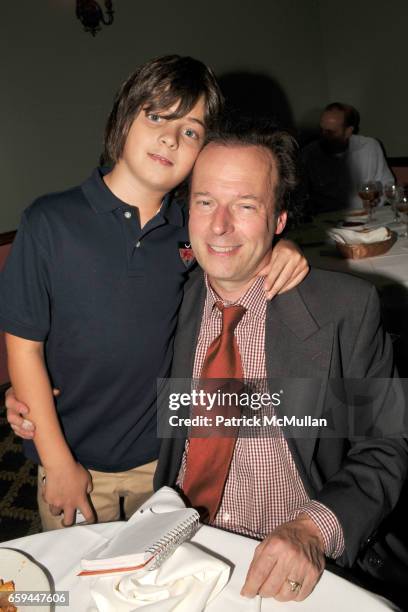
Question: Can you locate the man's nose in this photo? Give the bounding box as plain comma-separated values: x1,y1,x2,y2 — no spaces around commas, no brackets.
210,205,234,235
160,126,179,150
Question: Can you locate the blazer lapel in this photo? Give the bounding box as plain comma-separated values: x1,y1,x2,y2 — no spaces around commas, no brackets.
265,288,334,495
157,269,206,486
172,267,206,378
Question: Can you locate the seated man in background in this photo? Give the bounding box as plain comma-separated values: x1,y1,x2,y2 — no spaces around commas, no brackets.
154,119,408,603
301,102,394,213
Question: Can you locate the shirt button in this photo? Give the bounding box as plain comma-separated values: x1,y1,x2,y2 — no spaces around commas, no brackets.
135,241,141,248
124,211,132,219
223,512,230,522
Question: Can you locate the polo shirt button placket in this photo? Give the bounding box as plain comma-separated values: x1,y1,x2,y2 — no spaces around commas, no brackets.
124,211,132,219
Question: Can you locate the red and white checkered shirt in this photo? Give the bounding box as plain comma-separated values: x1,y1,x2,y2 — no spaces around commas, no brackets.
177,275,345,558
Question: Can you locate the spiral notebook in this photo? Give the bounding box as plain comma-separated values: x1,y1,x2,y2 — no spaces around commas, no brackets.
79,487,200,576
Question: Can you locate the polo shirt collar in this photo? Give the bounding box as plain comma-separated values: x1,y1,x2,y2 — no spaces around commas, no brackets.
159,194,185,227
81,167,185,227
82,167,126,214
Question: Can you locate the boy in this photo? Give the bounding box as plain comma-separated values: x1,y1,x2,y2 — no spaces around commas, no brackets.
1,55,307,530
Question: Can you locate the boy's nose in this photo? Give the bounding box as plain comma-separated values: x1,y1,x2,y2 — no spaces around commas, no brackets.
160,128,178,150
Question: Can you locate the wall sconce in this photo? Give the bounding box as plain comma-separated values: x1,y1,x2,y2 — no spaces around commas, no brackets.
76,0,114,37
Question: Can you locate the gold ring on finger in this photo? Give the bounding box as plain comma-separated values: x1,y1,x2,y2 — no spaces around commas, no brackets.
286,578,302,593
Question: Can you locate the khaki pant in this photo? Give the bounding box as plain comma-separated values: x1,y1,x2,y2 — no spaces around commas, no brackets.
37,460,157,531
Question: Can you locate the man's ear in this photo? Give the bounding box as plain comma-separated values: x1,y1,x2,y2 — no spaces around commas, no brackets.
275,210,287,235
345,126,354,139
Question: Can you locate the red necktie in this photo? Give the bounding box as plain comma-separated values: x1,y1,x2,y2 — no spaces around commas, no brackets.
182,302,246,522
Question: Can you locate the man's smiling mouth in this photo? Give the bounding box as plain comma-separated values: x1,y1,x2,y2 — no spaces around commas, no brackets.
209,245,240,254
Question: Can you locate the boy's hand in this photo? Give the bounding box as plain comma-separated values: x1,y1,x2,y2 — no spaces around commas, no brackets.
6,386,60,440
258,239,309,300
42,462,95,527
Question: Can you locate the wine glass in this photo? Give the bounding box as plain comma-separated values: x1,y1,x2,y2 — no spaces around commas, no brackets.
384,182,401,222
396,187,408,238
372,180,383,220
358,181,378,222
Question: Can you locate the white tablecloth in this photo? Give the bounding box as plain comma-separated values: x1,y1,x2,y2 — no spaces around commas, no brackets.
291,207,408,290
1,523,397,612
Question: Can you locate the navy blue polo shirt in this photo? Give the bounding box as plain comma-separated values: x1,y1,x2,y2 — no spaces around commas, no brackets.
0,168,193,471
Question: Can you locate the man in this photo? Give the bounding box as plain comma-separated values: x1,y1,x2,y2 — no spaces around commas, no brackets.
302,102,394,212
154,121,408,602
1,55,307,531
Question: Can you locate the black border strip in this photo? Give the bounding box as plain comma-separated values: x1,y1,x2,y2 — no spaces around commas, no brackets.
388,157,408,167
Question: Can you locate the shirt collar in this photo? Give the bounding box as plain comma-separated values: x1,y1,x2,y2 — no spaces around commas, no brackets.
160,194,185,227
81,167,185,227
203,274,267,322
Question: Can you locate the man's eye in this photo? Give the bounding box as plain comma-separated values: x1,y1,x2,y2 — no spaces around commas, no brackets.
195,200,212,209
239,204,256,211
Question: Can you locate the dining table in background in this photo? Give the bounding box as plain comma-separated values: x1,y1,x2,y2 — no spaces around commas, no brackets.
289,205,408,376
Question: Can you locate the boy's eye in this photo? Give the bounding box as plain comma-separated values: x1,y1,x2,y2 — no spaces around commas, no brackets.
184,128,199,139
147,113,161,122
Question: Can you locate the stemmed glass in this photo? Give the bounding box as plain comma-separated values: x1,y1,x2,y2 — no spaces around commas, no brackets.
384,182,401,222
396,187,408,238
371,180,383,221
358,181,379,222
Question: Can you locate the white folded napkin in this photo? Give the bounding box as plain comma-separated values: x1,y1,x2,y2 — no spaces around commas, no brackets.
89,541,230,612
328,226,389,245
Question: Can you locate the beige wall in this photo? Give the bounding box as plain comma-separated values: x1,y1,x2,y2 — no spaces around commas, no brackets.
1,1,406,233
1,0,327,232
318,0,407,156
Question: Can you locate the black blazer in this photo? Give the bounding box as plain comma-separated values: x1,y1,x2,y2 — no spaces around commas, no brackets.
155,267,408,570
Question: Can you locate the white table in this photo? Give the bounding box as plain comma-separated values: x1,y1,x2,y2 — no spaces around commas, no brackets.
1,523,398,612
290,206,408,376
291,207,408,290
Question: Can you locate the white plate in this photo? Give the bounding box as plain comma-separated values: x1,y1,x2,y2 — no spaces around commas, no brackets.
0,548,50,611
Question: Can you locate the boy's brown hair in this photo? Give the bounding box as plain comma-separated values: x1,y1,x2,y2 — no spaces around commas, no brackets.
104,55,223,164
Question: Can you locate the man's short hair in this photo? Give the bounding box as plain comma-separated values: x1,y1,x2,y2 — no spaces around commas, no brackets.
103,55,224,164
204,117,298,216
324,102,360,133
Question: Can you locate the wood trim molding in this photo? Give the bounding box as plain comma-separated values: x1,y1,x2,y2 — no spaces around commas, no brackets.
0,231,16,246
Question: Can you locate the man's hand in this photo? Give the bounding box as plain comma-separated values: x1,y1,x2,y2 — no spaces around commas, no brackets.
241,515,325,601
42,461,95,527
6,386,60,439
258,239,309,300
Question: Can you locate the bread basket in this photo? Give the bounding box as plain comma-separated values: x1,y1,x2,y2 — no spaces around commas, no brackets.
336,229,397,259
